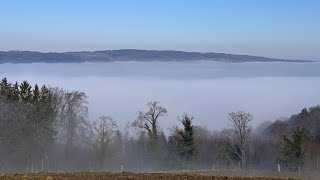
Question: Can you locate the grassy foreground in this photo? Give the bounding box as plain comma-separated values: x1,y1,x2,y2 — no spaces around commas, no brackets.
0,172,302,180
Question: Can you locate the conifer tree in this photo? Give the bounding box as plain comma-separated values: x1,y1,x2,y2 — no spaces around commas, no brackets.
176,114,197,168
278,126,306,171
0,78,12,98
32,84,40,103
19,81,32,102
11,82,20,101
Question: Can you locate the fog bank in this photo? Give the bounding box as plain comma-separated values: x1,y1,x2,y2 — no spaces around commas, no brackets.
1,61,320,131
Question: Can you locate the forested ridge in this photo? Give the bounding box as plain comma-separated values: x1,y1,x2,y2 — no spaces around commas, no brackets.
0,78,319,173
0,50,311,63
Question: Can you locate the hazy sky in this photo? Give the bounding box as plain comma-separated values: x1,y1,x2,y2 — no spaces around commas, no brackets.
1,0,320,60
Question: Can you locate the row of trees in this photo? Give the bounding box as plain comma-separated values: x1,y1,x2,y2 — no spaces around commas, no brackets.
0,78,318,172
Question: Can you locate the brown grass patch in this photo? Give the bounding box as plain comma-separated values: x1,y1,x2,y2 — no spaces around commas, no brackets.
0,172,303,180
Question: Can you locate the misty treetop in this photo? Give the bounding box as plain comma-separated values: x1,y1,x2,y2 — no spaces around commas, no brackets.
0,77,320,173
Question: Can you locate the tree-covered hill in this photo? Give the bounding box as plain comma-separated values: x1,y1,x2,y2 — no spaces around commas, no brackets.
0,49,312,64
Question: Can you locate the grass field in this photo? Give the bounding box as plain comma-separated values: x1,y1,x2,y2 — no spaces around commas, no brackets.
0,172,307,180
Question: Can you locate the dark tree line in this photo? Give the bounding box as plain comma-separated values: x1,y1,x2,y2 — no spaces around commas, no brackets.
0,78,319,173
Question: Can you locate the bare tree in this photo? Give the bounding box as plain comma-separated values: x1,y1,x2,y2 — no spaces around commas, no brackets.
218,129,239,168
57,90,89,162
132,101,167,141
91,115,117,170
228,110,253,168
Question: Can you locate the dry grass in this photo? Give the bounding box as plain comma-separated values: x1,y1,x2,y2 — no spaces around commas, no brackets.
0,172,303,180
184,170,319,180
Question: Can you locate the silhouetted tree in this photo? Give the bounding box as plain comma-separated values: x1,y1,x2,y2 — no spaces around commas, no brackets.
132,101,167,142
228,110,253,169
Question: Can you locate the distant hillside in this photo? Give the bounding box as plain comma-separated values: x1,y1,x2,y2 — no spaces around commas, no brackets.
0,49,312,63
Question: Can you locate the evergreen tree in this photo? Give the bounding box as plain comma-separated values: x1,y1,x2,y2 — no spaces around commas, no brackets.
278,126,306,171
0,78,58,167
176,114,197,168
0,78,12,98
32,84,40,103
19,81,32,102
11,82,20,101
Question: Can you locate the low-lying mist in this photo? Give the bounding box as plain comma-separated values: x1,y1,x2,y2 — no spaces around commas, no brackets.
1,61,320,131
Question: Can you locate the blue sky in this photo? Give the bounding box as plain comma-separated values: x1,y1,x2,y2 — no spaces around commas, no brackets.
0,0,319,60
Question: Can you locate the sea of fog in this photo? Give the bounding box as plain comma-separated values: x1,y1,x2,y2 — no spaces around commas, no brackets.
1,61,320,133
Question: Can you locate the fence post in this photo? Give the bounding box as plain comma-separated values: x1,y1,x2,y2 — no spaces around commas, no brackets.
317,155,319,170
42,157,44,172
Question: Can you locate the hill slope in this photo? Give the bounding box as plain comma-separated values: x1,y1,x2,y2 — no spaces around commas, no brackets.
0,49,312,63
